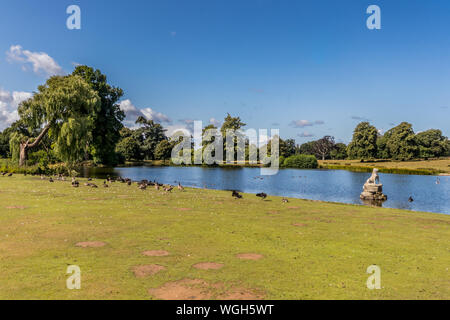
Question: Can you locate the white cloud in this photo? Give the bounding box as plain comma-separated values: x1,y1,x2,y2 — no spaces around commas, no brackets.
297,132,315,138
118,99,172,128
178,119,195,132
141,108,172,124
209,117,221,127
166,125,191,138
351,116,371,122
0,88,32,130
6,45,64,76
290,120,325,128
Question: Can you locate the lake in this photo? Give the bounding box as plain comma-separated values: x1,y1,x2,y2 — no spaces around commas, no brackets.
80,166,450,215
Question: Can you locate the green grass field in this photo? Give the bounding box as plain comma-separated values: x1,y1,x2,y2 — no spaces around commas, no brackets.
0,175,449,300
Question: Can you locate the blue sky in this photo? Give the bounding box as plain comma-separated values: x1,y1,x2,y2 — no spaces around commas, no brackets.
0,0,449,143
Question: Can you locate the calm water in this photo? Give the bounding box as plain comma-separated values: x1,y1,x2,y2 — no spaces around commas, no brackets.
80,166,450,215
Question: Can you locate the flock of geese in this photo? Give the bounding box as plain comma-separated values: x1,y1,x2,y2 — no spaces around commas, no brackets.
66,175,184,193
1,172,289,202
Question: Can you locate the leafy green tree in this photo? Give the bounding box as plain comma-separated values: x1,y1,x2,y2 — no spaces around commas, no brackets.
416,129,448,158
376,133,390,159
330,143,348,160
312,136,335,160
72,66,125,165
297,141,315,155
220,113,246,162
280,138,296,158
284,154,318,169
347,122,378,159
115,136,142,161
0,130,9,158
154,139,173,160
118,127,134,139
11,75,100,166
202,124,219,162
0,124,23,158
134,116,167,160
383,122,418,160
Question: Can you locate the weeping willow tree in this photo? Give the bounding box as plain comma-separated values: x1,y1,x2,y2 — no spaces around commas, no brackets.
10,75,100,166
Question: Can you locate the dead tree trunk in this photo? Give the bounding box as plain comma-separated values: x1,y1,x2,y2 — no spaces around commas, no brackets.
19,142,28,166
18,124,52,167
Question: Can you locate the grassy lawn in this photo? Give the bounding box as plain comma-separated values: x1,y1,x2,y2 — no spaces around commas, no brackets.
319,158,450,175
0,175,449,300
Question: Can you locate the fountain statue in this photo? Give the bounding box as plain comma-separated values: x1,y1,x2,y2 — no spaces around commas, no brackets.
360,168,387,203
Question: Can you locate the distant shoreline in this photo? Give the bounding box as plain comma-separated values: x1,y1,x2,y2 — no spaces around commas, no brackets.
319,158,450,176
2,157,449,176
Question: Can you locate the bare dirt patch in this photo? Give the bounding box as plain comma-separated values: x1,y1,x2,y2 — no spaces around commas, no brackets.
193,262,224,270
75,241,106,248
288,206,301,209
142,250,170,257
5,206,27,209
132,264,166,278
236,253,264,260
148,278,264,300
267,211,280,215
176,208,192,211
293,223,307,227
218,289,264,300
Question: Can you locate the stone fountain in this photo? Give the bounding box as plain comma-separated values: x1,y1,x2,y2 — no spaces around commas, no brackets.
360,168,387,203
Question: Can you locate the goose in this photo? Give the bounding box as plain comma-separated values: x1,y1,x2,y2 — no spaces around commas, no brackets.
1,172,6,176
256,192,267,200
232,190,242,199
103,181,109,188
72,178,79,188
155,184,160,191
178,182,184,191
90,184,98,188
164,186,173,193
139,183,147,190
49,177,54,183
127,180,132,186
408,196,414,202
88,178,93,181
7,173,13,177
436,177,440,185
282,198,289,203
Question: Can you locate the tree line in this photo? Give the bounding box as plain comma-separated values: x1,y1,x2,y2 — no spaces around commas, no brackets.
0,65,448,170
